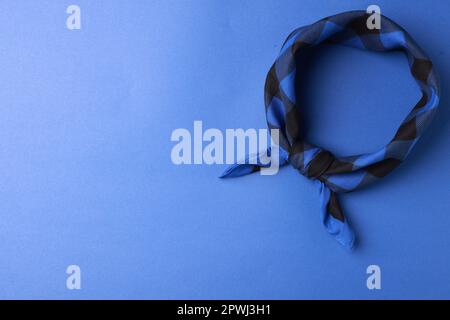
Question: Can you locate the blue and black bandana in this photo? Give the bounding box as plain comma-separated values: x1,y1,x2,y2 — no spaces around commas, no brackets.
221,11,440,250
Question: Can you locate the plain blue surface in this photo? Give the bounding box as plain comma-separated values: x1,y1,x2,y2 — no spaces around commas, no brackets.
0,0,449,299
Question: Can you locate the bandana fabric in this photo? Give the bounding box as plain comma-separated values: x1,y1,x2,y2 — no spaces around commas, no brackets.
221,11,440,250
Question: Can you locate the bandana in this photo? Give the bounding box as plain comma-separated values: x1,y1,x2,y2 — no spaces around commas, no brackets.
220,11,440,250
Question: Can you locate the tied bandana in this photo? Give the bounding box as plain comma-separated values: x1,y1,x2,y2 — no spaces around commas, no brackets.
221,11,440,250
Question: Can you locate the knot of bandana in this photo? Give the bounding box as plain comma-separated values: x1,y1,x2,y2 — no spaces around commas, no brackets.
220,11,440,250
288,143,335,179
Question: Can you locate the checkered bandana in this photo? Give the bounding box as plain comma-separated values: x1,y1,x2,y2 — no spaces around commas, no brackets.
221,11,440,250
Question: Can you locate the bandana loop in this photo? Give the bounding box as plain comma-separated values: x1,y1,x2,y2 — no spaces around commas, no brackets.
221,11,440,251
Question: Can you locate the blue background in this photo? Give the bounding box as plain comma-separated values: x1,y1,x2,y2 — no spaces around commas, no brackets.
0,0,449,299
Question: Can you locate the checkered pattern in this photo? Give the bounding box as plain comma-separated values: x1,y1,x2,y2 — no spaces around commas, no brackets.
221,11,440,250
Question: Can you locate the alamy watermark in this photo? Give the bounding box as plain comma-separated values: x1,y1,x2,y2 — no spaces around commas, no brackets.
66,265,81,290
66,5,81,30
366,5,381,30
366,265,381,290
170,121,281,175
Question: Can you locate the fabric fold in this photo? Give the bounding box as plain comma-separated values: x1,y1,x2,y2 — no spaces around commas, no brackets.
220,147,288,178
316,180,355,250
